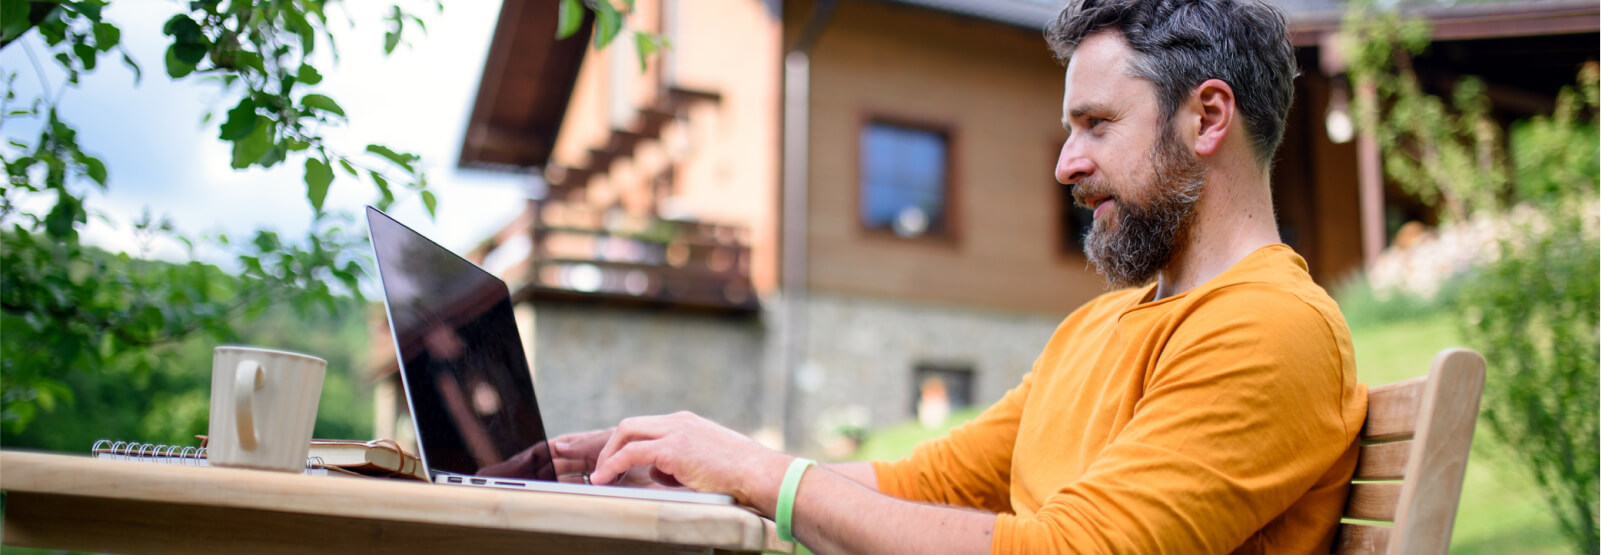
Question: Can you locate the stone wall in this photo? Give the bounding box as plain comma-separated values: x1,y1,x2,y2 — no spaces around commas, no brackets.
528,302,771,437
519,292,1065,456
792,292,1063,455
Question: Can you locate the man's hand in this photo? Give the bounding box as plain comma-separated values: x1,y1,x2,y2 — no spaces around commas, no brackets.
590,411,791,513
550,427,680,489
581,412,993,553
477,441,556,480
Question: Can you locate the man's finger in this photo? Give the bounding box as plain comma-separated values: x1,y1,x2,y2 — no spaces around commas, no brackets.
552,456,587,477
591,439,664,485
594,416,685,469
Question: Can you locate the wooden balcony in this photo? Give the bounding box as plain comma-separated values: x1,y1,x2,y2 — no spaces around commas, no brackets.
469,201,758,314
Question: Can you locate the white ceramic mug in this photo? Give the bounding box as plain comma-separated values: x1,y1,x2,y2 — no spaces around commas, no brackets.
206,346,326,472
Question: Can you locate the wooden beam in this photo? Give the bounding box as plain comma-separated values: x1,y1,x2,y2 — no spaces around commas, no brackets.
1290,0,1598,46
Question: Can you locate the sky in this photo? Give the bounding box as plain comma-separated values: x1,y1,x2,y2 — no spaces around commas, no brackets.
0,1,529,268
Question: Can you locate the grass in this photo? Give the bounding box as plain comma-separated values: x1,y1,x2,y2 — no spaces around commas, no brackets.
832,312,1571,554
848,406,986,463
1351,314,1570,555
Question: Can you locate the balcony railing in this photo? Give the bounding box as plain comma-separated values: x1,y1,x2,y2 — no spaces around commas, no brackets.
470,201,758,313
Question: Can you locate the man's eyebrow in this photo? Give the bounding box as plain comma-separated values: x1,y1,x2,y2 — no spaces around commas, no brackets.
1069,102,1113,119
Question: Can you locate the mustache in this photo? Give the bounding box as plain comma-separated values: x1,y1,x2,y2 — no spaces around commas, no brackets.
1071,176,1115,210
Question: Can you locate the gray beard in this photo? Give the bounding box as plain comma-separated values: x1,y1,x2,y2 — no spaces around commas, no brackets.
1082,131,1205,289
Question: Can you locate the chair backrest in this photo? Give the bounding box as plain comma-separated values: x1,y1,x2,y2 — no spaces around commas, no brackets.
1332,348,1486,555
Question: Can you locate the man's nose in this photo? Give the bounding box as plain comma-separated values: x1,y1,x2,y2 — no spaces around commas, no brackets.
1055,139,1094,185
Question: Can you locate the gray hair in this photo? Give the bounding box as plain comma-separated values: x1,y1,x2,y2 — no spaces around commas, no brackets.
1045,0,1298,166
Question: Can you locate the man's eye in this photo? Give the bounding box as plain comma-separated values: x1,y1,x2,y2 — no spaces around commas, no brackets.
1089,118,1107,129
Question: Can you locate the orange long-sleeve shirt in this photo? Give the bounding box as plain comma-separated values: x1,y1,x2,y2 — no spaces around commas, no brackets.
873,244,1367,554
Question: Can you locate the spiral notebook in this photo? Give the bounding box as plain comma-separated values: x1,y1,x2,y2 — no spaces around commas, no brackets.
91,439,329,475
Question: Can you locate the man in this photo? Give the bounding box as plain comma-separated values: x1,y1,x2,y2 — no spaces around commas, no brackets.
555,0,1367,552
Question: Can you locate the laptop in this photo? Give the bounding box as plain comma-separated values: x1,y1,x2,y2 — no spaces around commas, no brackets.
365,206,733,505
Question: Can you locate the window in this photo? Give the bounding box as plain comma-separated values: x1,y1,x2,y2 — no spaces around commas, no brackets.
911,363,974,427
1059,183,1094,255
860,122,949,237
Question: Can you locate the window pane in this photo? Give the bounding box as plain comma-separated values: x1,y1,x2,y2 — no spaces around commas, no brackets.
860,123,948,237
1060,184,1094,254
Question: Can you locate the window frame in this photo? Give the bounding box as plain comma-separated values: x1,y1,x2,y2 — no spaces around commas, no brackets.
854,113,961,244
1052,136,1094,262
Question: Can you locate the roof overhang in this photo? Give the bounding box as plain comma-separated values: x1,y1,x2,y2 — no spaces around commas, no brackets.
873,0,1599,46
458,0,593,171
1290,0,1600,47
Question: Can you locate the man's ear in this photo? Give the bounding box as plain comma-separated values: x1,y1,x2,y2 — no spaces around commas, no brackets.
1190,79,1235,157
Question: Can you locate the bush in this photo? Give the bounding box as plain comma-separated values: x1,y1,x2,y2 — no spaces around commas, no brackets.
1454,201,1599,552
1341,2,1599,550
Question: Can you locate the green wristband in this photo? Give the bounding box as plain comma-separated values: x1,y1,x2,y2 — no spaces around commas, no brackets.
776,457,816,543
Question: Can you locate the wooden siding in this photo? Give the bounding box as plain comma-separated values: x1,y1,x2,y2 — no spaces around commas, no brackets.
799,0,1108,315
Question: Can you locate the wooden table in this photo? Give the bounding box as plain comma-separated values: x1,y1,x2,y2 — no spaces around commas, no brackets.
1,450,791,554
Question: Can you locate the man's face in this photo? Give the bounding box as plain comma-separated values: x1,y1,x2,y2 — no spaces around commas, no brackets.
1055,32,1205,288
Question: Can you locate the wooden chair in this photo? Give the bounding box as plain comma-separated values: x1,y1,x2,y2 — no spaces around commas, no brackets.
1333,348,1487,555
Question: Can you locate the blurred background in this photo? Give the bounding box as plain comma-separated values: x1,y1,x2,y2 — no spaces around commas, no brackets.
1,0,1595,553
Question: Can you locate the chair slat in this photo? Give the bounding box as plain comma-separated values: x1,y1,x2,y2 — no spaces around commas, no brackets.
1362,377,1425,441
1354,441,1411,481
1344,483,1401,521
1389,349,1486,555
1332,523,1393,555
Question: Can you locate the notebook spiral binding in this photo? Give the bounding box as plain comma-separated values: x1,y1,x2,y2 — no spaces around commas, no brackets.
92,439,208,463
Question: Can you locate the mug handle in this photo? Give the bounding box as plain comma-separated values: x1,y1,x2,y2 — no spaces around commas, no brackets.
234,360,264,451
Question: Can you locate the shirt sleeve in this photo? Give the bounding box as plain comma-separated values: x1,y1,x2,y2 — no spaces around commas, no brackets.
993,287,1361,554
872,369,1033,514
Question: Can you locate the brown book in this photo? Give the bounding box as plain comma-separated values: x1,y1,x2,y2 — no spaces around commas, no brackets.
308,439,427,481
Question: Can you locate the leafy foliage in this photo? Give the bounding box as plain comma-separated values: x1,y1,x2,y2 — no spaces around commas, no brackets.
1,0,435,434
1341,5,1504,222
1339,3,1600,552
556,0,670,73
0,250,376,451
1456,202,1599,553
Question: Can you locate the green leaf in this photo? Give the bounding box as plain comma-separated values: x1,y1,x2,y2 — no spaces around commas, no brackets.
37,16,66,45
252,230,280,252
369,170,394,208
73,43,97,71
557,0,583,40
0,0,29,42
44,190,80,239
83,156,107,186
164,45,196,78
300,93,345,118
76,0,106,21
421,189,437,218
229,119,272,169
92,22,120,51
257,142,287,168
383,5,404,54
120,50,142,84
162,15,201,40
365,144,417,173
174,42,207,66
592,1,622,50
296,64,323,85
283,7,315,54
338,158,357,177
633,31,664,73
218,98,257,140
304,158,334,212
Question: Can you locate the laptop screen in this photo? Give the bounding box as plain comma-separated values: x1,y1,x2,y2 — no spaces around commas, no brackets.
366,206,557,482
